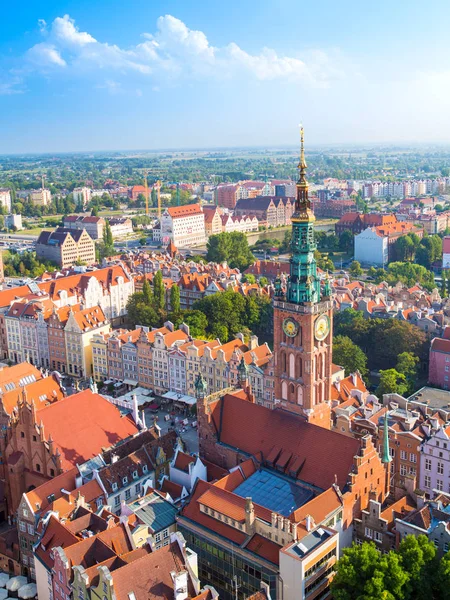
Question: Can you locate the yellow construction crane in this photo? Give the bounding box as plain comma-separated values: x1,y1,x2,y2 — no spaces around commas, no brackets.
156,180,162,219
143,170,149,216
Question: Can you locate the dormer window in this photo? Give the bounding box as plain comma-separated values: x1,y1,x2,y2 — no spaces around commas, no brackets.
133,471,138,479
143,465,148,473
112,483,118,492
122,476,128,485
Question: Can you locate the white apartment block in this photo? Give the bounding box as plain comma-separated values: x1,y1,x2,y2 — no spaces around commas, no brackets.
73,187,91,207
161,204,206,248
0,189,11,212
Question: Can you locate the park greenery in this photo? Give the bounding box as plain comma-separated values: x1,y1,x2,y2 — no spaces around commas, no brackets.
3,250,57,278
331,535,450,600
334,308,426,391
126,280,272,343
206,232,255,271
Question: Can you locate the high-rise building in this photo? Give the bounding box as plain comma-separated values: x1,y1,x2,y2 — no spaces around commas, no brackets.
273,128,334,427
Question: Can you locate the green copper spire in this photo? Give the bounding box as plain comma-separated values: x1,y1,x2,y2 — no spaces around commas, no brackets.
194,372,208,399
286,126,321,305
382,410,392,464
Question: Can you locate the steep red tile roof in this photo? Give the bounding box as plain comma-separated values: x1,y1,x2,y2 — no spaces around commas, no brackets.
245,534,280,565
72,305,108,331
110,541,193,600
431,338,450,354
174,452,195,473
160,479,184,500
210,394,361,490
25,468,78,512
35,516,79,569
38,390,139,470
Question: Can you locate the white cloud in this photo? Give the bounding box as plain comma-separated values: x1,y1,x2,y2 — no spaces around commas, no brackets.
23,14,339,88
27,43,67,67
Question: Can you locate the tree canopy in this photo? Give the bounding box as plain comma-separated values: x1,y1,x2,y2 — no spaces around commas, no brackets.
332,535,450,600
206,232,255,271
333,335,368,380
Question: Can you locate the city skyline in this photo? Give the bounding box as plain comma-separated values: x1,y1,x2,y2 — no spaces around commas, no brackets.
2,0,450,152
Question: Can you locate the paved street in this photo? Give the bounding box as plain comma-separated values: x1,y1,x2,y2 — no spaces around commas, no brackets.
144,405,199,455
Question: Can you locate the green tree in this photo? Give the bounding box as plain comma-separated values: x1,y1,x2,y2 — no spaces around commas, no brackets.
170,284,181,314
349,260,363,277
397,534,437,600
91,206,99,217
153,270,166,313
183,310,208,338
333,335,368,379
126,292,159,328
259,276,269,286
395,352,419,395
206,232,254,271
395,235,415,262
339,230,354,252
242,274,256,284
435,550,450,599
142,278,153,305
376,368,408,397
103,219,114,247
331,542,408,600
193,289,247,341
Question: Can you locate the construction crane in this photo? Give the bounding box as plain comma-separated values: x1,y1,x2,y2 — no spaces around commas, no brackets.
156,180,162,219
143,170,149,216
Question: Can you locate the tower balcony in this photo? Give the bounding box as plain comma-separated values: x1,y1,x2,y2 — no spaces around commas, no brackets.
274,299,333,315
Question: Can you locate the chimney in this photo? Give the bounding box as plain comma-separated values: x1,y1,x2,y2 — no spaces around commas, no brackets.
305,515,315,532
249,335,258,350
245,497,255,532
352,373,358,386
171,571,189,600
132,394,139,426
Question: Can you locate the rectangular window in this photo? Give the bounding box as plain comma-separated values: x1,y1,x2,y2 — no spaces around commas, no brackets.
125,489,131,501
438,462,444,475
400,450,407,460
365,527,373,539
114,495,120,507
410,453,417,463
437,479,444,491
425,459,432,471
19,521,26,533
425,475,431,488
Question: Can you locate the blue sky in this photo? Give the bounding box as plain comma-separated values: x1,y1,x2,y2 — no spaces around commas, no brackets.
2,0,450,152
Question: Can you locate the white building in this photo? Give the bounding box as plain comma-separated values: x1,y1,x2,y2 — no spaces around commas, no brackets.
107,217,133,237
161,204,206,248
0,189,11,212
5,213,23,230
354,227,388,267
420,425,450,498
72,187,91,207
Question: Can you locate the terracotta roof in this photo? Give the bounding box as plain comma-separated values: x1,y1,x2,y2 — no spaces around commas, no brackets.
431,338,450,354
181,480,247,545
109,541,194,600
25,467,78,512
166,204,203,218
0,362,42,394
291,487,342,528
245,534,280,565
2,375,64,416
35,516,79,569
173,452,195,473
210,393,361,490
72,305,108,331
160,479,184,500
38,390,139,470
199,484,272,524
380,496,415,528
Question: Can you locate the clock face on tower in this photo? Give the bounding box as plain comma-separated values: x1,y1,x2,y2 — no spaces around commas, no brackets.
283,317,299,338
315,314,330,341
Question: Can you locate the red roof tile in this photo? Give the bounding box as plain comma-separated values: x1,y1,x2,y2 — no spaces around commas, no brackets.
211,394,360,490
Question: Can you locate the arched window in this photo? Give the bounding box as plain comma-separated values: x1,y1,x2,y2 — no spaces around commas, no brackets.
289,383,295,396
282,352,287,374
289,354,295,379
297,356,302,378
297,386,303,406
281,381,288,400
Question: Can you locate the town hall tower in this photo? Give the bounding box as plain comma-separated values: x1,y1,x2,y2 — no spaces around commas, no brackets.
273,127,333,427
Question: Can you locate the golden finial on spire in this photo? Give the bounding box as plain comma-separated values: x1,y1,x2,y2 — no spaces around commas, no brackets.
299,124,307,169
